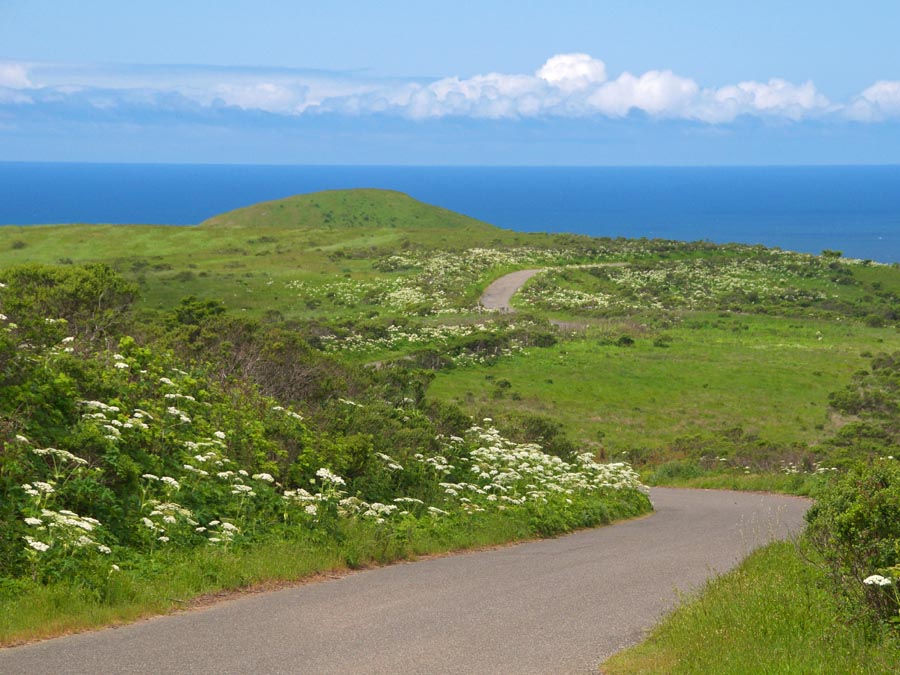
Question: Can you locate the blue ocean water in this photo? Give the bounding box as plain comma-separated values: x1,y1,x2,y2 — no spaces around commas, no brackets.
2,163,899,262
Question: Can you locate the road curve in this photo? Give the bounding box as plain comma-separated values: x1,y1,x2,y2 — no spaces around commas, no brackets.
0,488,808,675
479,264,627,313
479,269,544,312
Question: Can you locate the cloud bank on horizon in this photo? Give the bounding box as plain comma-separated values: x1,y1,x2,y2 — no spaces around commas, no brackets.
2,53,899,124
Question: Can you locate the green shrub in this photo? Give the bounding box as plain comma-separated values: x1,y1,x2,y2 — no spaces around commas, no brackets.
806,459,900,626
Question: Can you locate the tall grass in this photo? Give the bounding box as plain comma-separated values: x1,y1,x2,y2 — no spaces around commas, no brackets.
1,500,644,646
603,540,900,675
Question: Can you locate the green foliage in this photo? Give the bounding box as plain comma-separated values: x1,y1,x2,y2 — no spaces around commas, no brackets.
604,541,900,675
0,263,136,344
806,459,900,627
0,263,649,629
827,352,900,459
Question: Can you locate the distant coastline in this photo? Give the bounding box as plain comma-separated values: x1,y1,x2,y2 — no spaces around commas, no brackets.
2,163,899,263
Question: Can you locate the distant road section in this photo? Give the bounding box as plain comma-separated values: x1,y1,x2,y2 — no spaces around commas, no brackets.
0,488,809,675
479,268,543,312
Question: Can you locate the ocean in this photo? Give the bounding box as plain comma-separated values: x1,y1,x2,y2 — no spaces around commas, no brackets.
2,163,899,263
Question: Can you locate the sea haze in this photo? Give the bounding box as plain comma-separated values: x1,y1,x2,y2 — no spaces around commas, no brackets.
2,163,899,263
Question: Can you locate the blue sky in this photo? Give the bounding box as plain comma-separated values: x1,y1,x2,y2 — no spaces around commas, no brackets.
2,0,899,165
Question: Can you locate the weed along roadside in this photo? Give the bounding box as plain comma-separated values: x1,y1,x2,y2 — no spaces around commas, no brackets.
0,190,899,671
0,263,650,643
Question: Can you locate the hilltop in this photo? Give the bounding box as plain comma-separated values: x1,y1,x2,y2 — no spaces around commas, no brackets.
200,188,496,234
2,188,900,459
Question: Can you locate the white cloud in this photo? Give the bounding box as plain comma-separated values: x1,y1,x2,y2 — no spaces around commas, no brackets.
702,79,831,122
212,82,308,113
537,53,607,91
588,70,699,118
1,55,897,125
0,63,32,89
846,80,900,121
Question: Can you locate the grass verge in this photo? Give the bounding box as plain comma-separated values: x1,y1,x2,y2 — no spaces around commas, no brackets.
644,469,826,496
602,540,900,675
0,492,649,647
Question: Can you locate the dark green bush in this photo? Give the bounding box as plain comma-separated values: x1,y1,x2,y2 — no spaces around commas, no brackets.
805,459,900,625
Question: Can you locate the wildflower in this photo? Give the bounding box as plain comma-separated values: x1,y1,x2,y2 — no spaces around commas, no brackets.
864,574,893,587
111,564,121,572
252,473,275,483
142,473,160,481
305,504,317,516
157,536,170,543
113,362,130,370
97,544,112,554
214,431,226,440
160,476,180,490
315,467,346,486
24,536,50,552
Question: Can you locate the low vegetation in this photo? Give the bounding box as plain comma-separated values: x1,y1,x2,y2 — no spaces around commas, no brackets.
0,260,648,644
602,541,900,675
1,189,899,668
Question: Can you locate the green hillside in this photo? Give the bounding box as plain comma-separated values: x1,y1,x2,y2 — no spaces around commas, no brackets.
3,189,900,662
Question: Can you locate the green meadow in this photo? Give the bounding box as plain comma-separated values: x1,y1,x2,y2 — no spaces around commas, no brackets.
2,189,900,668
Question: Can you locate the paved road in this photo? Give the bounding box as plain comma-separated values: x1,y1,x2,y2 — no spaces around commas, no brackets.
479,265,627,314
1,488,808,675
480,268,544,312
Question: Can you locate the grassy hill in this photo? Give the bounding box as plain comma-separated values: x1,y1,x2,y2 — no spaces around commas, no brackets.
3,189,900,665
3,188,900,466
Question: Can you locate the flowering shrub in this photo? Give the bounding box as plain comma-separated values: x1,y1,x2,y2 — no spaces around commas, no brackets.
519,253,892,319
0,272,649,590
806,459,900,626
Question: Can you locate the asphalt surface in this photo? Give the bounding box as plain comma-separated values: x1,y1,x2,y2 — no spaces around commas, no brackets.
1,488,809,675
479,269,543,311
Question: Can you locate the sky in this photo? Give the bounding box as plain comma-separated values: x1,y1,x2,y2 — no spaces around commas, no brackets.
1,0,899,165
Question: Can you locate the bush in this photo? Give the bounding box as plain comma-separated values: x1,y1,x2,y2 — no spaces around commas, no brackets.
805,459,900,626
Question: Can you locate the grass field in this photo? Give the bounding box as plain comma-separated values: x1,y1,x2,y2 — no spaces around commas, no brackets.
3,188,899,666
429,314,900,453
3,188,899,462
602,541,900,675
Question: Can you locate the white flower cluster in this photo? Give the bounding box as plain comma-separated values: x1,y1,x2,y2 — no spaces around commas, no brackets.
864,574,893,587
21,507,111,557
521,254,850,313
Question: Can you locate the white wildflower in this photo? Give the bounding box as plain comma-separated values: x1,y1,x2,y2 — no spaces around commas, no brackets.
24,536,50,552
160,476,180,490
864,574,893,587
